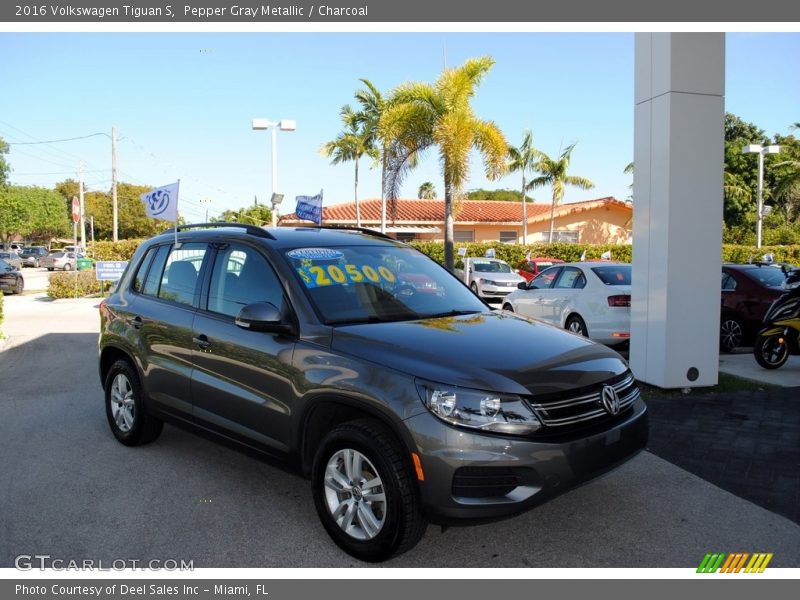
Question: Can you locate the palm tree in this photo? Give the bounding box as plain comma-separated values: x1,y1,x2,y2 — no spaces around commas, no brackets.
507,130,540,241
528,144,594,243
774,160,800,221
321,105,376,227
624,161,634,202
418,181,436,199
381,56,508,271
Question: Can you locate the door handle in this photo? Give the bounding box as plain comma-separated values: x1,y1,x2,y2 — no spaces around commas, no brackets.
193,334,211,350
132,316,143,330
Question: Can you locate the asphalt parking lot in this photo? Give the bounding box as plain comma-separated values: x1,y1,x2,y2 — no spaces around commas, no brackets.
1,293,799,568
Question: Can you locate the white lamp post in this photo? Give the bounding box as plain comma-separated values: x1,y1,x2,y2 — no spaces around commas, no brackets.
252,118,296,227
742,143,781,248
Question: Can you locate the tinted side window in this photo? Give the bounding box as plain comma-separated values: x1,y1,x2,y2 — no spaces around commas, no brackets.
530,267,561,289
207,245,285,317
142,245,170,297
133,247,158,293
157,244,207,306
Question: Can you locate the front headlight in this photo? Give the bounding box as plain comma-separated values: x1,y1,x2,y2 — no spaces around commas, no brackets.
416,380,541,435
480,278,498,286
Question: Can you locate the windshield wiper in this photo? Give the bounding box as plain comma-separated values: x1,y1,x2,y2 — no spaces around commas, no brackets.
420,309,482,319
326,313,422,326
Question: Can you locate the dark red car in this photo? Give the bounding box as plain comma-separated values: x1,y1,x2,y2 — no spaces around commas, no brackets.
516,257,564,282
720,263,786,352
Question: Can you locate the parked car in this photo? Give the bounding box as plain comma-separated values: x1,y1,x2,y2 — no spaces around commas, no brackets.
516,257,564,282
0,242,23,253
720,263,786,352
0,258,24,294
19,246,49,268
98,224,647,562
503,262,632,347
0,251,23,271
41,251,84,271
453,257,526,301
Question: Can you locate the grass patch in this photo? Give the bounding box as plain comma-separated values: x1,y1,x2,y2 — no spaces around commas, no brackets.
638,372,774,400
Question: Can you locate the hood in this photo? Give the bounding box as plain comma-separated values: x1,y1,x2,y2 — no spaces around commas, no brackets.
331,311,628,396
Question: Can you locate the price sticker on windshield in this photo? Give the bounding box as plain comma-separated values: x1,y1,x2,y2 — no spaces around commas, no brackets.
297,263,396,288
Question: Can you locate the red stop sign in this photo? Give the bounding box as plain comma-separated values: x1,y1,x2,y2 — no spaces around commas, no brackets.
71,197,80,224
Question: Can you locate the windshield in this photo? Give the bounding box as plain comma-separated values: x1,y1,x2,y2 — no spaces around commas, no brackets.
472,259,512,273
591,265,632,285
283,244,486,324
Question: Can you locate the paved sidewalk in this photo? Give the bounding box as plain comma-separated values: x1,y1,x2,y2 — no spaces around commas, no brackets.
719,347,800,387
646,385,800,524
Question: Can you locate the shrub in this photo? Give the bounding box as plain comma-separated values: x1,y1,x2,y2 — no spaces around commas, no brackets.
91,239,144,261
47,271,102,299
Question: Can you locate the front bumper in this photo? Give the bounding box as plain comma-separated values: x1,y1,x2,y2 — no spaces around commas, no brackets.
404,398,648,523
478,283,520,300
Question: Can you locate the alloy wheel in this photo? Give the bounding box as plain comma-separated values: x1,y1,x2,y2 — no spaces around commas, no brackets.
110,373,136,433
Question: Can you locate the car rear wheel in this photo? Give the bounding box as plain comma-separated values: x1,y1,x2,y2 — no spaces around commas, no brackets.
47,267,53,271
63,263,72,271
566,314,588,338
720,316,743,353
104,359,163,446
312,419,426,562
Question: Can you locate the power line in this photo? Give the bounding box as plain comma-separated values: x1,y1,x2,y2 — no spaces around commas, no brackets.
6,132,110,145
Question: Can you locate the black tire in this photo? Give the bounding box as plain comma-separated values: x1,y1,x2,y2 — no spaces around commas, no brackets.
63,263,72,271
14,278,23,295
470,282,480,296
311,419,427,562
719,316,743,353
104,359,163,446
566,314,588,338
502,303,514,312
754,333,789,370
47,267,53,271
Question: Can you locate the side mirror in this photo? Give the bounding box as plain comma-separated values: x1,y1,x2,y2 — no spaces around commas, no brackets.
517,281,527,290
235,302,294,335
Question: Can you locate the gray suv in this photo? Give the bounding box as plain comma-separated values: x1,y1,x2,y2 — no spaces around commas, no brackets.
98,224,647,562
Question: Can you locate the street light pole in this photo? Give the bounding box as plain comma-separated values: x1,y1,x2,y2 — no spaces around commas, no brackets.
743,143,781,248
252,118,296,227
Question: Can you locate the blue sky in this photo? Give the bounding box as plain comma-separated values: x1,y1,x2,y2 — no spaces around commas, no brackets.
0,32,798,223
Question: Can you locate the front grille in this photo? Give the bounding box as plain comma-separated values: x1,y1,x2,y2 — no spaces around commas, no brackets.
452,466,522,498
526,372,639,428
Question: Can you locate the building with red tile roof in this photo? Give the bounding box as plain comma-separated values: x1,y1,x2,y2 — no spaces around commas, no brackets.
280,197,632,244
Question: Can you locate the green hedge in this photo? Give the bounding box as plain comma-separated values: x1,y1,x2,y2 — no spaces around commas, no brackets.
47,271,102,299
409,241,800,267
91,239,144,261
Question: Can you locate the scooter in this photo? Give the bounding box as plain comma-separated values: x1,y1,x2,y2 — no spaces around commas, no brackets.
753,265,800,369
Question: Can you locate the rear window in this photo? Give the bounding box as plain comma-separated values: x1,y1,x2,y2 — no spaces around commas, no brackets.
743,267,785,288
591,265,631,285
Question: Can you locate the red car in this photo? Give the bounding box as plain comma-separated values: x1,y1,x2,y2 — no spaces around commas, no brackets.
516,257,564,282
720,263,786,352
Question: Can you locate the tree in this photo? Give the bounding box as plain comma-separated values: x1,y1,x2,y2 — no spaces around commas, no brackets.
211,204,272,226
507,130,541,240
0,136,10,188
528,144,594,243
465,188,533,202
623,161,634,201
723,113,770,226
0,185,69,244
418,181,437,199
381,56,508,271
321,105,377,227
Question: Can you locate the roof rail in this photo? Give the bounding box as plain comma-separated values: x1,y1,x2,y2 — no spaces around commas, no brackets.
315,225,395,241
163,222,275,240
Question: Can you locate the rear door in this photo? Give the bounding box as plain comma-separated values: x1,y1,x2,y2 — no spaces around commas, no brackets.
124,242,209,418
190,243,296,453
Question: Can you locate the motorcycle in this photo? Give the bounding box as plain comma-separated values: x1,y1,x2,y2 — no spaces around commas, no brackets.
753,264,800,369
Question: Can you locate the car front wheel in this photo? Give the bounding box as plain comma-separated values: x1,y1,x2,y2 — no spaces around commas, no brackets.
14,278,23,295
104,359,163,446
312,419,426,562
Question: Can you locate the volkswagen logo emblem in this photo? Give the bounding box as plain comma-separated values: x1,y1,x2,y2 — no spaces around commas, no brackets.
600,385,620,415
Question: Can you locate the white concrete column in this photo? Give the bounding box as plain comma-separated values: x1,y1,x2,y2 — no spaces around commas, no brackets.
631,33,725,388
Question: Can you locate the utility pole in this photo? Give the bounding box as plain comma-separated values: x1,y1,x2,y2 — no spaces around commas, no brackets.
78,161,86,249
112,126,119,242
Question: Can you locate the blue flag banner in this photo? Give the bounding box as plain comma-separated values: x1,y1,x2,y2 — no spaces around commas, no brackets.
296,190,323,225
